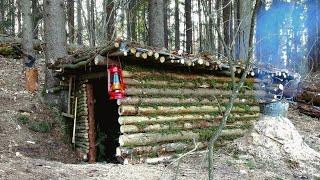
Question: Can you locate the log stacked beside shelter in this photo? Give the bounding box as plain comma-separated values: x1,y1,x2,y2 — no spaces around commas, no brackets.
49,40,300,164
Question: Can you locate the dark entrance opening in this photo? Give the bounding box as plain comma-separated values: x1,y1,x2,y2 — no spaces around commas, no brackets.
91,78,120,162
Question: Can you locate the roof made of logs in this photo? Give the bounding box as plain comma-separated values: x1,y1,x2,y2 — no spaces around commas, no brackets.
48,40,300,81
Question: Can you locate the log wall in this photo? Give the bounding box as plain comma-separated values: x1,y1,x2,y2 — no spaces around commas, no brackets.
116,67,262,164
74,81,90,157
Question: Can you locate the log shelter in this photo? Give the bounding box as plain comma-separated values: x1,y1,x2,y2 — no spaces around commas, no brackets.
49,40,299,164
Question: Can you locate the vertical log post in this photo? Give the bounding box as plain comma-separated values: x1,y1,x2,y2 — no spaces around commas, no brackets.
86,83,97,163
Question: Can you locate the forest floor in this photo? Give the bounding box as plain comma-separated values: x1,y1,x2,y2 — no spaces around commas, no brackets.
0,57,319,180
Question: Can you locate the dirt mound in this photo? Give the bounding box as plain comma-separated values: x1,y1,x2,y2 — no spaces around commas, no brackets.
0,58,78,163
235,114,320,178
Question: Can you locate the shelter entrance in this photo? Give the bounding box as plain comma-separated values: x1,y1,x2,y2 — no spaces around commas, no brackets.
91,78,120,162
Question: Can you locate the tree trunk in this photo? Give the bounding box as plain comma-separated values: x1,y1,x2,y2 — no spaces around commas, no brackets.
43,0,68,107
31,0,40,39
185,0,192,53
90,0,95,46
222,0,231,56
77,0,83,45
105,0,115,41
127,0,137,41
0,0,3,34
67,0,75,43
174,0,180,50
9,0,15,36
234,0,240,59
17,0,21,36
22,0,34,59
163,0,168,49
215,0,222,57
198,0,202,51
238,0,252,60
148,0,165,47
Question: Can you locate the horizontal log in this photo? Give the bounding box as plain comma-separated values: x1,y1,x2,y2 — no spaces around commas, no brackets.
119,129,245,146
99,45,119,56
125,87,265,98
124,78,262,90
116,141,207,157
75,137,89,142
118,105,260,116
298,103,320,118
122,70,260,83
120,120,255,134
296,91,320,106
119,97,261,106
75,143,89,150
118,113,259,125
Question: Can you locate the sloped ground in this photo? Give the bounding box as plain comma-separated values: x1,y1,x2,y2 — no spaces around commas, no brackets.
0,57,319,179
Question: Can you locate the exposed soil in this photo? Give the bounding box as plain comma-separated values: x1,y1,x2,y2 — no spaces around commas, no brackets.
0,57,319,180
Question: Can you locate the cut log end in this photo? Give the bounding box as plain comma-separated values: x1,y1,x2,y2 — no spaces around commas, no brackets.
160,57,166,63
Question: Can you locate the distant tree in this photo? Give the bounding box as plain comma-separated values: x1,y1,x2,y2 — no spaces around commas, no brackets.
163,0,169,49
77,0,83,45
148,0,165,47
185,0,192,53
198,0,202,51
86,0,95,46
67,0,75,43
223,0,232,56
174,0,180,50
127,0,137,41
104,0,115,41
17,0,21,36
32,0,41,39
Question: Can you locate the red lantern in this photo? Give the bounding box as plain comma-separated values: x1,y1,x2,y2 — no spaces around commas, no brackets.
107,65,125,100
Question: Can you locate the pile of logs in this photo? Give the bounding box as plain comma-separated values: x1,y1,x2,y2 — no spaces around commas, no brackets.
296,82,320,118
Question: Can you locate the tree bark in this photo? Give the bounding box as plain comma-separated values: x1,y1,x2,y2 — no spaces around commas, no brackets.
198,0,202,51
119,129,244,147
185,0,192,53
9,0,15,36
127,0,137,41
223,0,231,56
174,0,180,50
17,0,21,36
215,0,222,57
0,0,3,34
43,0,68,107
118,104,260,116
105,0,115,41
67,0,75,43
77,0,83,45
31,0,40,39
163,0,169,49
22,0,34,58
90,0,95,46
148,0,165,47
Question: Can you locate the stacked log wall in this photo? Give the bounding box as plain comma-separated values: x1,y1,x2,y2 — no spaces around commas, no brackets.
74,81,90,156
117,68,263,163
